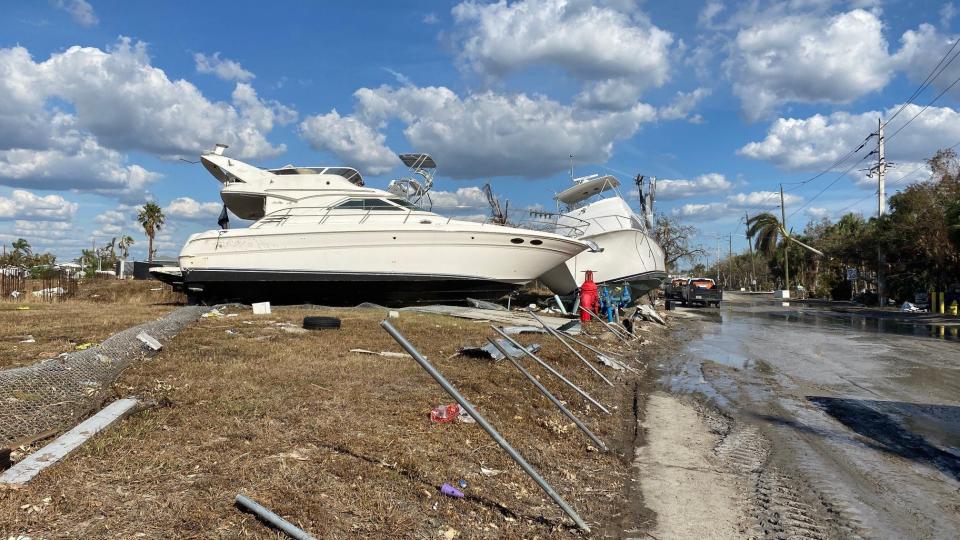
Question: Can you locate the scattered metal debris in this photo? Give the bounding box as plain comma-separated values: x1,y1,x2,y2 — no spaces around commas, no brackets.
457,339,540,361
381,320,592,533
235,494,316,540
635,304,666,325
488,338,608,452
349,348,412,359
501,326,546,335
528,310,614,387
466,298,507,311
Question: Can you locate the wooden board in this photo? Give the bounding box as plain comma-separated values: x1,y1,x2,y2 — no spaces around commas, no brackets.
0,398,139,486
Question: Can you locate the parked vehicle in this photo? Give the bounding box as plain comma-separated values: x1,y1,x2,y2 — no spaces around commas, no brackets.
667,277,722,308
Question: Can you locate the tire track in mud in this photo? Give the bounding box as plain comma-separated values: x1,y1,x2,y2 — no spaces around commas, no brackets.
697,404,864,539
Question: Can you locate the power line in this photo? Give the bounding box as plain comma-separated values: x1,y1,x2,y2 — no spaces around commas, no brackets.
887,71,960,142
884,37,960,127
788,153,872,219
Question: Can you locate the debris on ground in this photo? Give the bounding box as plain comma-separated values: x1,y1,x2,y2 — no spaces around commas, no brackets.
900,301,922,312
252,302,271,315
466,298,507,311
457,339,540,360
30,287,65,298
74,343,94,351
302,316,341,330
349,348,412,359
136,332,162,351
388,310,400,319
456,408,476,424
275,322,308,334
430,403,460,423
635,304,666,325
18,336,35,344
201,309,223,318
501,326,546,335
440,483,465,498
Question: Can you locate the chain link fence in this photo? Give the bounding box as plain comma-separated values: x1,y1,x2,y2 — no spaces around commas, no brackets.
0,306,207,447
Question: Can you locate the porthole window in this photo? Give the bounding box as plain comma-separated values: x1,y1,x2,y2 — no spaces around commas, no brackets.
510,238,524,244
530,239,543,245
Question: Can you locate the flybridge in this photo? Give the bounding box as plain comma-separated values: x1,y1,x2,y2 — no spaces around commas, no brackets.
555,174,620,207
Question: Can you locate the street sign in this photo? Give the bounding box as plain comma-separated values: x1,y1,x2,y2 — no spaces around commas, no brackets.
846,268,858,281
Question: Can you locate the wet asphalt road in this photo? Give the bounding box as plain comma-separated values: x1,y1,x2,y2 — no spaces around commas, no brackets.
666,293,960,539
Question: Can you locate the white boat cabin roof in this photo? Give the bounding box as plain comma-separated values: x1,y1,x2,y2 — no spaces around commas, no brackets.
267,165,364,186
555,174,620,205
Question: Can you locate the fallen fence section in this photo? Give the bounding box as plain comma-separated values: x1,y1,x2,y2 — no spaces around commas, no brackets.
488,338,608,452
0,398,139,485
235,494,317,540
381,320,591,533
0,306,208,447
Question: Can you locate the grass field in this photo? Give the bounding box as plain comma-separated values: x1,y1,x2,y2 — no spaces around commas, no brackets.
0,304,664,538
0,284,180,370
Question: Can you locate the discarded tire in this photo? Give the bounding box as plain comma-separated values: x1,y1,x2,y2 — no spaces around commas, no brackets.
303,316,341,330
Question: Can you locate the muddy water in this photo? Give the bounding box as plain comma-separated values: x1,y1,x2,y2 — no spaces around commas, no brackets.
665,294,960,539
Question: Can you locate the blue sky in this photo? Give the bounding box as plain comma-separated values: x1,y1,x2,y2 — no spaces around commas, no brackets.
0,0,958,262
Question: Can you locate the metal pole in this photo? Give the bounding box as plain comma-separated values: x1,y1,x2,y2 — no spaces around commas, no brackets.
235,494,316,540
381,321,591,533
745,212,756,291
491,326,610,415
877,117,887,308
780,184,789,294
559,331,624,359
487,339,608,452
578,305,634,346
528,310,614,387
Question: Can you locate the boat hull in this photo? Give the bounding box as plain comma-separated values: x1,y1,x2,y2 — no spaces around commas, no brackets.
176,224,586,305
539,228,667,297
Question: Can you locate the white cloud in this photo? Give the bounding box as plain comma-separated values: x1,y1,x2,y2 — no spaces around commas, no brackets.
306,84,657,179
194,52,255,82
0,190,78,221
727,9,896,120
671,190,801,221
164,197,223,222
941,3,957,28
805,207,830,219
740,104,960,172
299,110,399,175
658,88,711,121
423,12,440,24
453,0,673,109
13,220,73,241
429,186,490,212
657,173,731,200
55,0,98,27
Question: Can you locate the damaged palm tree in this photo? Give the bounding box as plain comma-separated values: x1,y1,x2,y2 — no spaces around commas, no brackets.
747,212,825,290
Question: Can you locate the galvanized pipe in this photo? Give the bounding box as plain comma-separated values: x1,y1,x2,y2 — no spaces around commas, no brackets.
560,331,624,359
578,305,634,347
528,310,614,387
488,338,608,452
491,325,611,415
235,494,316,540
381,321,591,533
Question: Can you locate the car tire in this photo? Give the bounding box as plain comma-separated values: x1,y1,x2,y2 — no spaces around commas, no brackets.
303,316,342,330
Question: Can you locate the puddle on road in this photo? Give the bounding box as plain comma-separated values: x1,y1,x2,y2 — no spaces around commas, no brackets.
760,310,960,342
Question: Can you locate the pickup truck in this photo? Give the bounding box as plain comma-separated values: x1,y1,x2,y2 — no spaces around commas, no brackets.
666,277,722,308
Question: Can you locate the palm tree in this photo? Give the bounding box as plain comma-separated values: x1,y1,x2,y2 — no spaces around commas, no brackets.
137,202,165,262
118,235,135,260
747,212,825,290
11,238,31,257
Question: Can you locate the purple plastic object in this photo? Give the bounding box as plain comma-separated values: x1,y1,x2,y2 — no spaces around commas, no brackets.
440,483,464,498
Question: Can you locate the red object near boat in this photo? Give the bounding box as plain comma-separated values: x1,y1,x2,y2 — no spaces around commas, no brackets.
579,270,599,322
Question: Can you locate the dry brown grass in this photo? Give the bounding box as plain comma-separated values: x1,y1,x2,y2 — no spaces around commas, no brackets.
0,280,181,370
0,306,664,538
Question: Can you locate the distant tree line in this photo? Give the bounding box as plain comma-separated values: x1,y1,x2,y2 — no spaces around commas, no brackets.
701,148,960,304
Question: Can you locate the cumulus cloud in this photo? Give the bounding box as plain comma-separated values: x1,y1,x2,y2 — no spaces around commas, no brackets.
301,84,657,179
740,104,960,172
429,186,489,212
299,110,399,175
194,52,255,82
728,9,895,120
658,88,712,121
657,173,731,200
164,197,223,222
0,38,295,199
453,0,673,109
671,190,801,221
0,190,78,221
54,0,98,27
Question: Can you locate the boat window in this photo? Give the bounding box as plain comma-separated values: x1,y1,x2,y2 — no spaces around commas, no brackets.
271,167,324,175
333,198,403,211
325,167,364,186
387,198,418,209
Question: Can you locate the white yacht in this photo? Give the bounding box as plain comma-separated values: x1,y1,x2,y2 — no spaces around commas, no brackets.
537,174,666,297
152,146,589,305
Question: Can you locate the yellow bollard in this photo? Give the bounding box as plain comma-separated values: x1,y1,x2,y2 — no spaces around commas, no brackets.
952,300,959,317
940,292,946,314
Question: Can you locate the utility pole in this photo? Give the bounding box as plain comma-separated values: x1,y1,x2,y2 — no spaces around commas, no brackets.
728,234,733,289
780,184,790,295
876,118,887,307
745,212,756,291
715,236,721,284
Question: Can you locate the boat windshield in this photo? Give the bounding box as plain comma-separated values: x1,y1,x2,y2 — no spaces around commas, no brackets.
333,198,405,211
268,166,365,186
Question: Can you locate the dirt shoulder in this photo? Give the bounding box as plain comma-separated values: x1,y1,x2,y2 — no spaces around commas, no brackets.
1,305,671,538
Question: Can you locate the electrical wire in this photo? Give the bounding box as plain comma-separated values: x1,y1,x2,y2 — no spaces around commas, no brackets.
884,37,960,127
788,153,872,219
887,71,960,142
